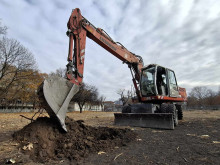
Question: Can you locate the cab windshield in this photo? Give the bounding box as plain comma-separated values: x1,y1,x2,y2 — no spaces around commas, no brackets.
141,66,156,96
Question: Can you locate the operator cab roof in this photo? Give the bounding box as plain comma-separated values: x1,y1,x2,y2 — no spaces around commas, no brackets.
142,64,174,72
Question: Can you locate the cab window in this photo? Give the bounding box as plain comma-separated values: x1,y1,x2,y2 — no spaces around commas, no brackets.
141,66,156,96
168,70,178,92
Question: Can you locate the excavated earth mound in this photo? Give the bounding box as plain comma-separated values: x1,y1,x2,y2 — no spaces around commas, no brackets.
13,117,136,163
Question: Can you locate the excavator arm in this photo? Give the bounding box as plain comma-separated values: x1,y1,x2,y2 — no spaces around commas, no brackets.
66,8,143,99
38,8,144,131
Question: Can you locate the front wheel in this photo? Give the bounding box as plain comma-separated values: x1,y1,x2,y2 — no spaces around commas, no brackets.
167,104,178,126
122,105,131,113
176,104,183,120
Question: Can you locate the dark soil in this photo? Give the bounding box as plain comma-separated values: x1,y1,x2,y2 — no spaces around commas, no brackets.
7,115,220,165
80,119,220,165
13,117,136,163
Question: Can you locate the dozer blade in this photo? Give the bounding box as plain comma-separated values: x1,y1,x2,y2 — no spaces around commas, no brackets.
38,75,79,132
114,113,174,130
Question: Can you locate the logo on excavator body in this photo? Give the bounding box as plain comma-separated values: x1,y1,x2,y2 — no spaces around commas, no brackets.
124,53,128,59
100,37,117,51
88,27,94,33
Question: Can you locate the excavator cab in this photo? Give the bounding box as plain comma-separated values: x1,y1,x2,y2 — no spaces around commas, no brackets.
114,64,185,130
140,64,179,98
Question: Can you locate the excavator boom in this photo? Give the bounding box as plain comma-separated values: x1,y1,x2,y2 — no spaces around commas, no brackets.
66,8,143,97
38,8,143,131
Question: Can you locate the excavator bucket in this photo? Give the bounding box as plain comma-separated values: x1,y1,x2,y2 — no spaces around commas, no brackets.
38,76,79,132
114,113,174,130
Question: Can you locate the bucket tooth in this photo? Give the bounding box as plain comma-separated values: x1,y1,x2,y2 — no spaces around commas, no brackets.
38,76,79,132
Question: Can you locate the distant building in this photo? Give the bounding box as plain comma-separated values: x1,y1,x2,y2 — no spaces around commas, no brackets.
103,101,115,112
0,99,35,113
114,100,123,105
0,99,102,113
103,101,122,112
68,102,102,112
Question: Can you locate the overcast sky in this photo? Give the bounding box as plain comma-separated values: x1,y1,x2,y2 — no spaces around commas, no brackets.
0,0,220,100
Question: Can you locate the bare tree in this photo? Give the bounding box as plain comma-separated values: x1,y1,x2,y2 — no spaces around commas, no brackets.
216,86,220,105
49,68,66,78
188,86,208,106
187,86,220,108
218,86,220,96
71,83,99,113
205,89,217,105
0,21,40,111
117,89,132,106
98,95,106,111
0,21,7,35
189,86,209,100
0,37,37,99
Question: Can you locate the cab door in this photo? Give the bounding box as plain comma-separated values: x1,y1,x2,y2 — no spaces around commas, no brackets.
167,69,179,97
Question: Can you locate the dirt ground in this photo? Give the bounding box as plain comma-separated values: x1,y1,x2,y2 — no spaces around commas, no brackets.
0,110,219,165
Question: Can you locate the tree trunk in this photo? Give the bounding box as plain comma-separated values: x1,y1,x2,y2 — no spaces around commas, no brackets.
78,103,84,113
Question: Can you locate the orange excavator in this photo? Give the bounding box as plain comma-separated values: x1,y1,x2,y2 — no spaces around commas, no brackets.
38,8,187,132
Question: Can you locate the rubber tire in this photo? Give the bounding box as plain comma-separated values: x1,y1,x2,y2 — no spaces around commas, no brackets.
176,105,183,120
122,105,131,113
160,103,168,113
167,104,178,126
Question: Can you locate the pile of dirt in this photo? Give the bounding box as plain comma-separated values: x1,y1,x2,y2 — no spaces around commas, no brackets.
13,117,136,163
